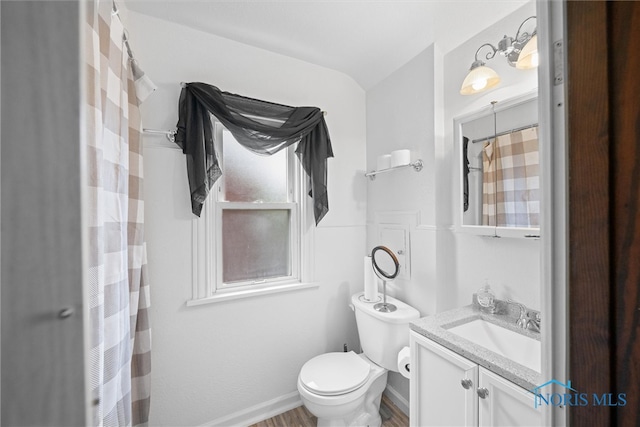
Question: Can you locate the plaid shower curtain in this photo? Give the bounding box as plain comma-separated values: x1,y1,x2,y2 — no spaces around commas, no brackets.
86,1,151,425
482,127,540,228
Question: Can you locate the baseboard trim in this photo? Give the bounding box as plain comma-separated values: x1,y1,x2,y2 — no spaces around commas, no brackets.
383,384,410,416
202,391,302,427
201,384,408,426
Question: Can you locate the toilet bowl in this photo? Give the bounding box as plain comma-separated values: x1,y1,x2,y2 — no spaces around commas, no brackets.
297,351,387,427
297,293,420,427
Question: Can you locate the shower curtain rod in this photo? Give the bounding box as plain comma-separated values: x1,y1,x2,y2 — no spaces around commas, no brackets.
472,123,538,144
143,128,177,143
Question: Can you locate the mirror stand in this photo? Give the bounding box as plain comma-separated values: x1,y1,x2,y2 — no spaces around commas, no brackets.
374,280,397,312
371,245,400,313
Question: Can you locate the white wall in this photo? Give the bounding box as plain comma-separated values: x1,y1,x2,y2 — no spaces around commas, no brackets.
365,1,540,408
365,45,438,409
366,45,438,315
126,12,367,426
438,1,541,312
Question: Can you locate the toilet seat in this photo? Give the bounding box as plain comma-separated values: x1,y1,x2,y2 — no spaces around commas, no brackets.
299,351,370,396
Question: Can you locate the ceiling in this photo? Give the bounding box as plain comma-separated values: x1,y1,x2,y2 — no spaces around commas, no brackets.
125,0,528,90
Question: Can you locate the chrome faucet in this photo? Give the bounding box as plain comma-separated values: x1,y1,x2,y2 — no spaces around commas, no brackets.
507,299,541,332
507,300,528,329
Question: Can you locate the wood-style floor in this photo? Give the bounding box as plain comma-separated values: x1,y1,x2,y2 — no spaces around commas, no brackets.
249,394,408,427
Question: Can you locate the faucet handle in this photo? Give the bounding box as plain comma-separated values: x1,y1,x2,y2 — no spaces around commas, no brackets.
526,310,541,332
528,310,541,326
506,299,526,314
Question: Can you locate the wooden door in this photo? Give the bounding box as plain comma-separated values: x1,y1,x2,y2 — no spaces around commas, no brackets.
566,1,640,425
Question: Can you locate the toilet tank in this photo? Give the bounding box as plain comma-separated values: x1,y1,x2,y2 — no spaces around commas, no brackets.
351,293,420,371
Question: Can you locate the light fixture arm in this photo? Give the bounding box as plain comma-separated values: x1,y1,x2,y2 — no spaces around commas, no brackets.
514,16,537,43
474,43,500,64
473,15,537,66
505,16,537,66
460,15,538,95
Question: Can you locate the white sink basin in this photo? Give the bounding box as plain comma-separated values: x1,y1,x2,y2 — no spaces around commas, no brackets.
447,319,541,373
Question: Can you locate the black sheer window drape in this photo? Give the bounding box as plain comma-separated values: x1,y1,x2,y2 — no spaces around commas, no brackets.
175,82,333,224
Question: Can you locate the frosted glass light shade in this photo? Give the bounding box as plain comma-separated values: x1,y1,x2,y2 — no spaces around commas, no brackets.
516,35,539,69
460,65,501,95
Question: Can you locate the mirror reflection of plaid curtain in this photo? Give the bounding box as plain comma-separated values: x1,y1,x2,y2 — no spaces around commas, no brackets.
86,1,151,425
482,127,540,228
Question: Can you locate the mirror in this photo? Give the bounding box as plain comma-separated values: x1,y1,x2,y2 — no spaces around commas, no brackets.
456,92,540,236
371,245,400,313
371,245,400,280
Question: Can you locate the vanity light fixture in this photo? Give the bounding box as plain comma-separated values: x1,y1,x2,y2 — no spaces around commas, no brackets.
460,16,538,95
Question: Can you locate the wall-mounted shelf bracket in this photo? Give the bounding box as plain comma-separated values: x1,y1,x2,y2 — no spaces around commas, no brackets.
365,159,423,181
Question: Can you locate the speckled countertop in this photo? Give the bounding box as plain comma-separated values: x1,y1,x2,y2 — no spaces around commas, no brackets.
410,301,541,390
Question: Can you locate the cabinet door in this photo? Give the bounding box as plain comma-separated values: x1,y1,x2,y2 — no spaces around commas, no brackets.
2,2,87,426
410,332,478,427
378,224,410,279
478,368,542,427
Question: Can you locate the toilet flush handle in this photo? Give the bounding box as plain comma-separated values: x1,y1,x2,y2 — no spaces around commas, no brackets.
348,303,355,312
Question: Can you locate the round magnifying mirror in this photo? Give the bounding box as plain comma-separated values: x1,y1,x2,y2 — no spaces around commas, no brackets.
371,246,400,280
371,246,400,312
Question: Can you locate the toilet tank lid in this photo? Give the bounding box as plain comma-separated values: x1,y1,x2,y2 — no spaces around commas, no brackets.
351,293,420,324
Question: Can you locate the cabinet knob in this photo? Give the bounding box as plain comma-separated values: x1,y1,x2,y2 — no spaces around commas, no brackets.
477,387,489,399
460,378,473,389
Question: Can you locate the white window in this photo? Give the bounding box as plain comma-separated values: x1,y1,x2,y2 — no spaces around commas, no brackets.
188,121,316,305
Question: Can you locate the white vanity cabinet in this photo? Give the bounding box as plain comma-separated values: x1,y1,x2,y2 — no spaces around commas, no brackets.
477,368,541,426
410,330,478,426
410,331,541,427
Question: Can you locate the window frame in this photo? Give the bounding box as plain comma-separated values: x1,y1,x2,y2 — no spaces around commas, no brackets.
187,120,316,306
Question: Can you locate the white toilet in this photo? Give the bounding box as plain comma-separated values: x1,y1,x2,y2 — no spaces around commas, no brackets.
297,292,420,427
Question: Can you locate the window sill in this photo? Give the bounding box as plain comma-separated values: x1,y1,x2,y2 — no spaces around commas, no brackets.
186,281,319,307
